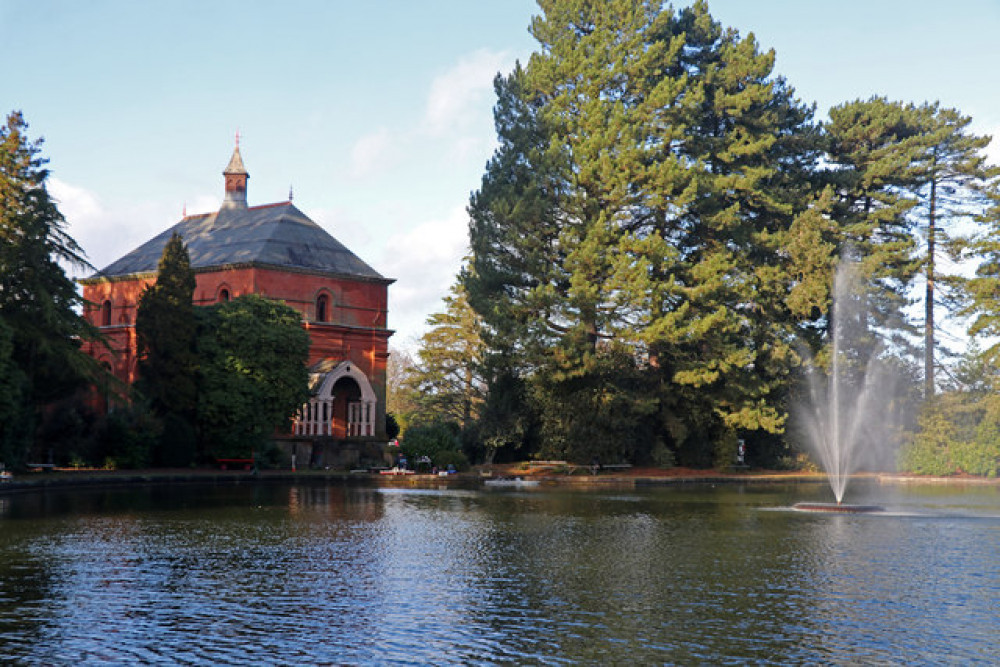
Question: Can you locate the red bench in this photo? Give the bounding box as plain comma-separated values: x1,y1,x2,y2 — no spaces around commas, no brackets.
217,458,254,471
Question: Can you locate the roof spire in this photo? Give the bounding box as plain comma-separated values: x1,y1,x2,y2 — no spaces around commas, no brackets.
222,132,249,209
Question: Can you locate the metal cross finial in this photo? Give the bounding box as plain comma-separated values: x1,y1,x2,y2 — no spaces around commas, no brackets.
289,184,294,202
235,129,241,148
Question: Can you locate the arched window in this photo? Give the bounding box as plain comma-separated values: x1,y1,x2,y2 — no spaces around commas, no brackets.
101,300,112,327
219,288,230,302
316,294,330,323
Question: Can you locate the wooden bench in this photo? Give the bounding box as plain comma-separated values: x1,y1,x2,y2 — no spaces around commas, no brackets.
572,463,633,476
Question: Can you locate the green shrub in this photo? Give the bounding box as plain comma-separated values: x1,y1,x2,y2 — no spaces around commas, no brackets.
401,422,461,460
898,406,956,476
98,405,162,469
712,429,739,470
650,441,675,469
431,449,469,471
897,438,954,476
955,417,1000,477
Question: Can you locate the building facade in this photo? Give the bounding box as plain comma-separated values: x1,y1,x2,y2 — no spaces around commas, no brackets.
79,144,394,442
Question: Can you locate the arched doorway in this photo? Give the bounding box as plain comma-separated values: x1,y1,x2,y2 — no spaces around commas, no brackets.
293,360,377,438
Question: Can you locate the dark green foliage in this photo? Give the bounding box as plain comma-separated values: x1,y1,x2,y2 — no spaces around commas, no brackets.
385,413,400,440
0,111,98,467
474,365,539,464
195,294,309,460
532,343,659,464
158,413,197,468
910,104,995,397
136,241,309,466
96,403,162,469
135,232,198,421
34,394,100,466
400,421,468,470
465,0,823,465
0,318,28,466
135,232,198,465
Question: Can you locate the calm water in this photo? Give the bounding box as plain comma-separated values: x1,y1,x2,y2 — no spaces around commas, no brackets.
1,480,998,665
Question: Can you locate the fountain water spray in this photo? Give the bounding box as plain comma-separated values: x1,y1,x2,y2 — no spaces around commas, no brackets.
797,259,899,506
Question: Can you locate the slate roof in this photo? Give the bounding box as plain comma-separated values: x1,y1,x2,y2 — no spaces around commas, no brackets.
224,146,248,175
87,202,389,282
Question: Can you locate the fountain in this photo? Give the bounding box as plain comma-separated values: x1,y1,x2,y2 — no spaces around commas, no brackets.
794,260,898,513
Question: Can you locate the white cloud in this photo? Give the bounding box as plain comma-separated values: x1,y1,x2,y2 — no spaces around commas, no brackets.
306,206,376,265
49,177,211,279
50,177,102,222
382,205,470,349
349,127,397,177
423,49,509,137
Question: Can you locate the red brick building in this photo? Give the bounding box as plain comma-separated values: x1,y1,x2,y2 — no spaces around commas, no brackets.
79,143,394,443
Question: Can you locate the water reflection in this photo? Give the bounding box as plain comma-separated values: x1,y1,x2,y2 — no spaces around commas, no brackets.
0,482,997,663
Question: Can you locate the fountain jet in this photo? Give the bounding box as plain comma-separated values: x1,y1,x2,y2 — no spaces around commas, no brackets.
797,259,899,505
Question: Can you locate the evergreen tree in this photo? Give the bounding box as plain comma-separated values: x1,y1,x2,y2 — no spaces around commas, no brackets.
0,111,98,466
386,346,420,432
907,103,995,398
962,166,1000,367
135,232,198,464
406,281,486,429
467,0,822,464
824,97,925,344
465,64,568,365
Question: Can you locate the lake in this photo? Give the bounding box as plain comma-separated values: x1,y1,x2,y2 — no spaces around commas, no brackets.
1,479,998,664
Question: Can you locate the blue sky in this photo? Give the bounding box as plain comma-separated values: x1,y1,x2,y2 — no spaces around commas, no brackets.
2,0,998,350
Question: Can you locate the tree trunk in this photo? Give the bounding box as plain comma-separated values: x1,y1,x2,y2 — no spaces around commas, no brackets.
925,174,937,400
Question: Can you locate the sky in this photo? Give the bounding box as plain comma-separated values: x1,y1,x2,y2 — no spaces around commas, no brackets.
2,0,999,352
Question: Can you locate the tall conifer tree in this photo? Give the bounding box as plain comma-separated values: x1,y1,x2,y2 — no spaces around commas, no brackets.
407,281,486,429
135,232,198,463
467,0,822,463
908,104,995,398
0,111,98,465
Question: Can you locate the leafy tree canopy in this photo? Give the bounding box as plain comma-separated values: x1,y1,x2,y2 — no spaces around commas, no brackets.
196,294,310,459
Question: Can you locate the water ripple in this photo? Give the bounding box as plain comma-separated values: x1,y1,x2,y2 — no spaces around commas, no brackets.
0,482,998,664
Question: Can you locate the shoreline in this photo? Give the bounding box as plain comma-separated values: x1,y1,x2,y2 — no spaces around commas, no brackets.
1,467,997,495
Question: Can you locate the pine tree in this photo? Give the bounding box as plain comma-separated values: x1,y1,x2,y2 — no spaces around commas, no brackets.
467,0,822,463
960,161,1000,368
823,98,927,363
465,64,568,364
0,111,98,466
908,104,995,399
